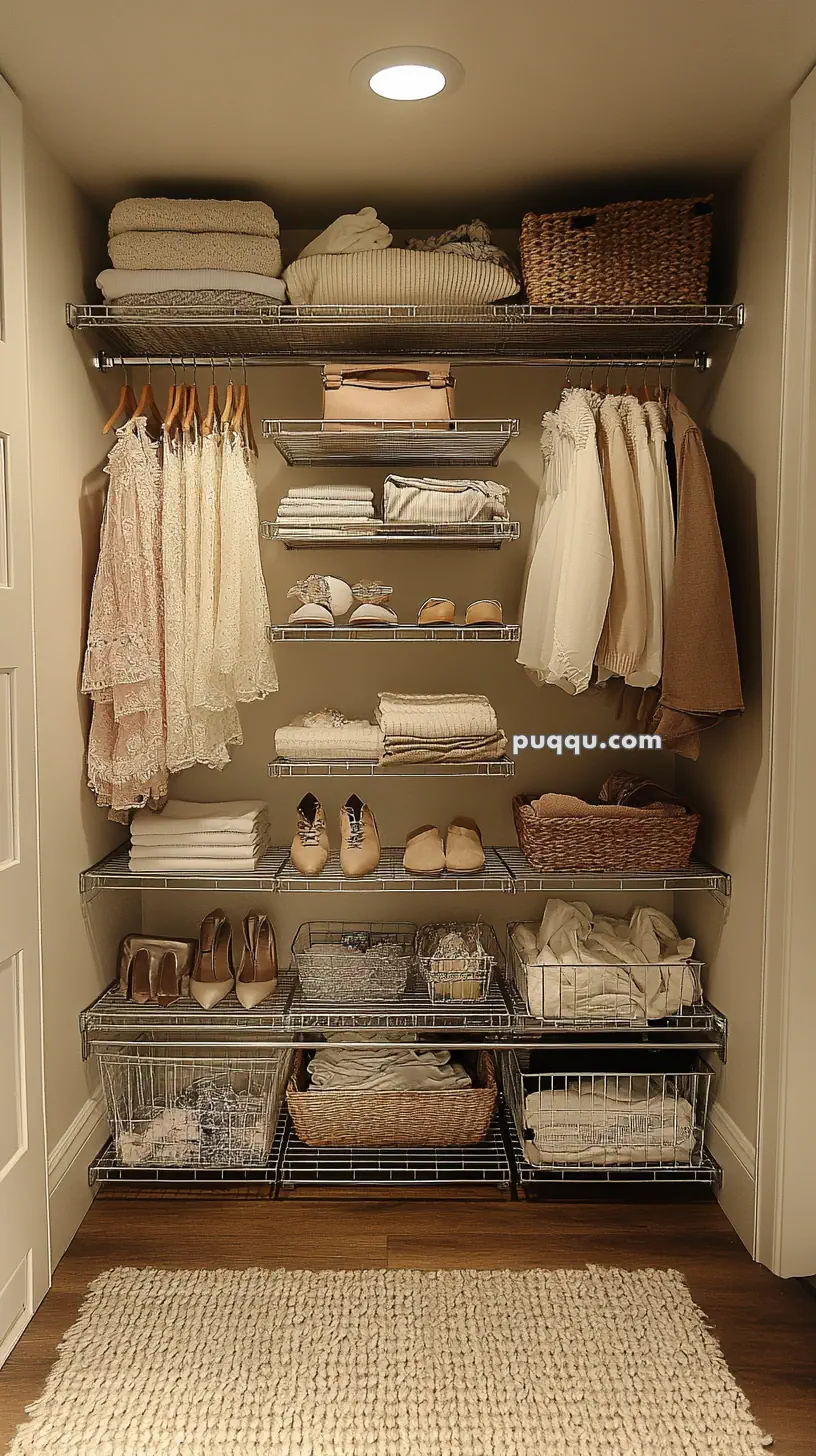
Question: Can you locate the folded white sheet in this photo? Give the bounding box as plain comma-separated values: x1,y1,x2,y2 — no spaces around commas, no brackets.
307,1033,471,1092
285,486,374,502
130,833,267,849
128,856,264,873
131,800,269,839
97,268,288,303
129,841,267,862
277,500,375,518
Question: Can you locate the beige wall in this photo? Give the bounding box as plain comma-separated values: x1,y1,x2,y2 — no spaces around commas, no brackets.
23,126,137,1257
676,113,790,1246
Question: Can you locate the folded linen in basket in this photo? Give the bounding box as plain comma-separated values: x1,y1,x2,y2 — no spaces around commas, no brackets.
523,1076,695,1166
108,231,282,277
276,500,375,518
130,799,269,839
97,268,288,303
275,715,382,761
307,1033,472,1092
383,475,509,524
377,692,501,741
109,198,280,238
298,206,392,258
284,486,374,502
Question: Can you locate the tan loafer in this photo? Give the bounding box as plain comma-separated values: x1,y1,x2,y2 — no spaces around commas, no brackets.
444,817,485,874
417,598,455,625
403,825,446,876
291,793,330,875
464,599,503,625
340,795,381,877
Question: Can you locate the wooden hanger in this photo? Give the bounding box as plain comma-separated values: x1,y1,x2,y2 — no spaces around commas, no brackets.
183,382,201,433
130,372,163,432
102,380,138,434
202,362,220,436
221,381,235,427
164,383,186,435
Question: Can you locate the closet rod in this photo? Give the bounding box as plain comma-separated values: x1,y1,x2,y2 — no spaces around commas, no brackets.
93,352,712,372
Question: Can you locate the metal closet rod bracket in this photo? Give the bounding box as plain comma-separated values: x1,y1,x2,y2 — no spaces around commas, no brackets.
93,351,713,372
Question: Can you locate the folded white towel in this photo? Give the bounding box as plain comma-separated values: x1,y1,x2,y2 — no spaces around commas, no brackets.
129,833,267,850
298,207,392,259
128,855,264,873
109,198,280,238
284,486,373,502
277,500,375,518
130,840,268,862
97,268,287,303
131,799,269,839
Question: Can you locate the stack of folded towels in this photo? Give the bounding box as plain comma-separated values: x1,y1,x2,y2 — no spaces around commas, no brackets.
307,1032,472,1093
97,197,287,307
275,709,382,762
275,485,377,534
129,799,270,873
377,692,507,764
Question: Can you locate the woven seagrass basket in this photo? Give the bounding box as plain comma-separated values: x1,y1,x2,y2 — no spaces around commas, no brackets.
512,795,700,873
520,197,713,305
286,1049,497,1147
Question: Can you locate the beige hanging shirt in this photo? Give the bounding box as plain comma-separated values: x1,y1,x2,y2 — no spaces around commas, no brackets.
595,394,648,680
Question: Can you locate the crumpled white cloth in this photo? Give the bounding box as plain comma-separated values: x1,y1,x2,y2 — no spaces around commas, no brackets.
524,1076,696,1166
308,1033,472,1092
512,900,698,1020
298,207,392,258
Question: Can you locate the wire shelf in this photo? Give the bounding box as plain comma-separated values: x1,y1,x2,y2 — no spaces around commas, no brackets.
279,1107,512,1187
268,757,515,778
286,974,517,1032
80,844,289,894
80,979,296,1058
276,847,515,894
89,1130,283,1186
261,519,521,549
264,419,518,467
495,847,731,899
67,302,743,364
268,623,519,642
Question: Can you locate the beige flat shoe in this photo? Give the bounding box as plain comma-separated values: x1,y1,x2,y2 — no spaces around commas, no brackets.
444,817,485,874
340,795,380,877
236,914,278,1009
403,825,446,876
348,603,399,625
464,599,503,625
288,603,334,626
417,598,455,625
190,910,234,1009
291,793,330,875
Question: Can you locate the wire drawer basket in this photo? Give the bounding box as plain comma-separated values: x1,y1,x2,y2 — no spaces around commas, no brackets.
98,1045,293,1168
512,794,700,873
290,922,416,1001
287,1049,498,1147
506,924,704,1027
415,922,502,1003
502,1050,713,1171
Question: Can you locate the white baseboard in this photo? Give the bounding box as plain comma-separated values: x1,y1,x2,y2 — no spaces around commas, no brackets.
47,1091,108,1271
706,1101,757,1252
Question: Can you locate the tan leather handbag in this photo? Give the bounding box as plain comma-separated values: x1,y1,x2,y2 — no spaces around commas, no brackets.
321,364,455,431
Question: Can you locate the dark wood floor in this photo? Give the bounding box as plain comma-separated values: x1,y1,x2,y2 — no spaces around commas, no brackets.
3,1190,816,1454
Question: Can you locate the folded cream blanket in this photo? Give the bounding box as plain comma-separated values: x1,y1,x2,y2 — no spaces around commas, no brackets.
109,232,282,278
377,691,500,741
131,799,269,838
308,1033,472,1092
283,250,520,307
109,198,279,238
380,734,507,764
298,207,392,258
277,500,375,518
275,715,382,761
97,268,287,302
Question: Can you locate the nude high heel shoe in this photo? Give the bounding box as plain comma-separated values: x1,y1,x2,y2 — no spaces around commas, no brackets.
190,910,234,1009
236,914,278,1009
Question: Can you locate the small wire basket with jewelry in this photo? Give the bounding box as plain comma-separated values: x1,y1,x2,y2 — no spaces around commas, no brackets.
290,922,417,1001
415,921,501,1003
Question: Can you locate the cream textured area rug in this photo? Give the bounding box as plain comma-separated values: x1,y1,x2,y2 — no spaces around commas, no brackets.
11,1266,770,1456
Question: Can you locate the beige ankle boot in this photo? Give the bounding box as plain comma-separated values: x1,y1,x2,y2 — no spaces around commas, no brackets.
444,817,485,874
340,795,380,877
403,825,446,875
291,793,330,875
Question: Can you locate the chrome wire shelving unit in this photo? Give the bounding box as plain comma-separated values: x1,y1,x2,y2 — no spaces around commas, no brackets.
79,979,296,1059
278,1109,513,1189
275,848,515,894
263,419,518,467
268,623,520,642
494,847,731,902
268,758,515,778
79,844,289,895
261,519,521,549
66,301,743,365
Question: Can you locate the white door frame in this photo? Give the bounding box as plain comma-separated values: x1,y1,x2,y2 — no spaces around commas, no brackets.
756,63,816,1278
0,74,50,1360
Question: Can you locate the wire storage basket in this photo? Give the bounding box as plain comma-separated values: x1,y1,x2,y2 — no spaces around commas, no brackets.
502,1050,713,1171
519,197,713,306
290,922,417,1001
286,1049,498,1147
98,1044,293,1168
506,924,704,1027
512,794,700,873
415,921,502,1003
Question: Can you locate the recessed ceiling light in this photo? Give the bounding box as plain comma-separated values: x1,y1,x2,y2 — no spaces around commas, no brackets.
351,47,465,103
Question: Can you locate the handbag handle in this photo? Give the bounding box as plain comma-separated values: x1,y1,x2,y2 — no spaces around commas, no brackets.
322,365,453,390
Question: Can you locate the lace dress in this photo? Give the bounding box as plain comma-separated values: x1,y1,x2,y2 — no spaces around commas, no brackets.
214,428,278,701
82,418,167,819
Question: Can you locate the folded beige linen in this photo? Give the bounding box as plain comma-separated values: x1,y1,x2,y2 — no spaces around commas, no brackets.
109,232,282,277
530,793,686,818
109,198,279,238
97,268,287,302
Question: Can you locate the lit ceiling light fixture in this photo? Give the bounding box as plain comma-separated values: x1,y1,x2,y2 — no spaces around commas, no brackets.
352,47,464,102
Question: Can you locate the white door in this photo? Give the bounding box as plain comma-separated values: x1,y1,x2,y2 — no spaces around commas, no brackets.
0,75,50,1362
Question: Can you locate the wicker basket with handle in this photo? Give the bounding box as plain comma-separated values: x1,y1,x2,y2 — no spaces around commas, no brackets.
519,197,713,306
286,1049,497,1147
512,794,700,873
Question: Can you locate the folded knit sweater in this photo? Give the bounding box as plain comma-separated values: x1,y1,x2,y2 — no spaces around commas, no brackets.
109,198,279,238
